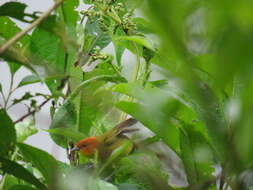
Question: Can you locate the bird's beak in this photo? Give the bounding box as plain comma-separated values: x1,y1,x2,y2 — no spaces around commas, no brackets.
70,146,80,152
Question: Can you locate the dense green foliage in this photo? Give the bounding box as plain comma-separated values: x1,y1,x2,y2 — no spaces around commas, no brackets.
1,0,253,189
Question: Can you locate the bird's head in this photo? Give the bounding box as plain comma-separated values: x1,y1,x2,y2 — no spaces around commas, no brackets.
71,136,98,156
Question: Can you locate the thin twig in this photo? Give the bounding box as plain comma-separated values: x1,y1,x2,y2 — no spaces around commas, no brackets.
0,0,64,55
13,98,50,124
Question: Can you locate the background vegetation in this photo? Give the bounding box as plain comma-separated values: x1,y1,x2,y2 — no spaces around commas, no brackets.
1,0,253,189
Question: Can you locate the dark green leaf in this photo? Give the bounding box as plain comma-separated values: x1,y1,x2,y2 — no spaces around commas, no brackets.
0,109,16,156
0,157,46,190
17,143,58,184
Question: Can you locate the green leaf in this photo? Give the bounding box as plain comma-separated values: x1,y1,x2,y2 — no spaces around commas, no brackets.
49,75,124,144
12,92,33,105
8,185,38,190
18,75,41,87
132,17,153,34
83,0,93,4
0,17,30,73
96,180,119,190
0,2,37,23
119,153,170,190
0,37,34,73
0,16,30,45
60,0,79,30
0,109,16,156
112,27,126,66
1,175,19,190
115,36,155,51
15,118,38,142
99,140,133,174
49,100,77,148
84,18,111,50
0,157,46,190
17,143,59,184
180,122,214,185
118,183,146,190
30,17,65,74
116,101,181,153
46,128,86,142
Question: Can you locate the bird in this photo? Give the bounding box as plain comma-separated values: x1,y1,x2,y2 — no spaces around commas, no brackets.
70,118,188,187
71,118,138,161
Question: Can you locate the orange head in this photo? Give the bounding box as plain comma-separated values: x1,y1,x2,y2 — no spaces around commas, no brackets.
75,136,98,156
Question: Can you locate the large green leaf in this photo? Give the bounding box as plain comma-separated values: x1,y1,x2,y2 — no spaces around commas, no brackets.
17,143,59,184
0,109,16,156
30,16,67,75
0,157,46,190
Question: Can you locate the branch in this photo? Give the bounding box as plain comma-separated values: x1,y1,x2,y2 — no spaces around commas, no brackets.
0,0,64,55
13,98,50,124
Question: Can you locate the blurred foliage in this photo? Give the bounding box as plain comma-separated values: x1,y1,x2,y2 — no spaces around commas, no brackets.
1,0,253,189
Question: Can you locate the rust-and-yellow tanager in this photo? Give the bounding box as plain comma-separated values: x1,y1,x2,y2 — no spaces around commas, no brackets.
71,118,138,160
